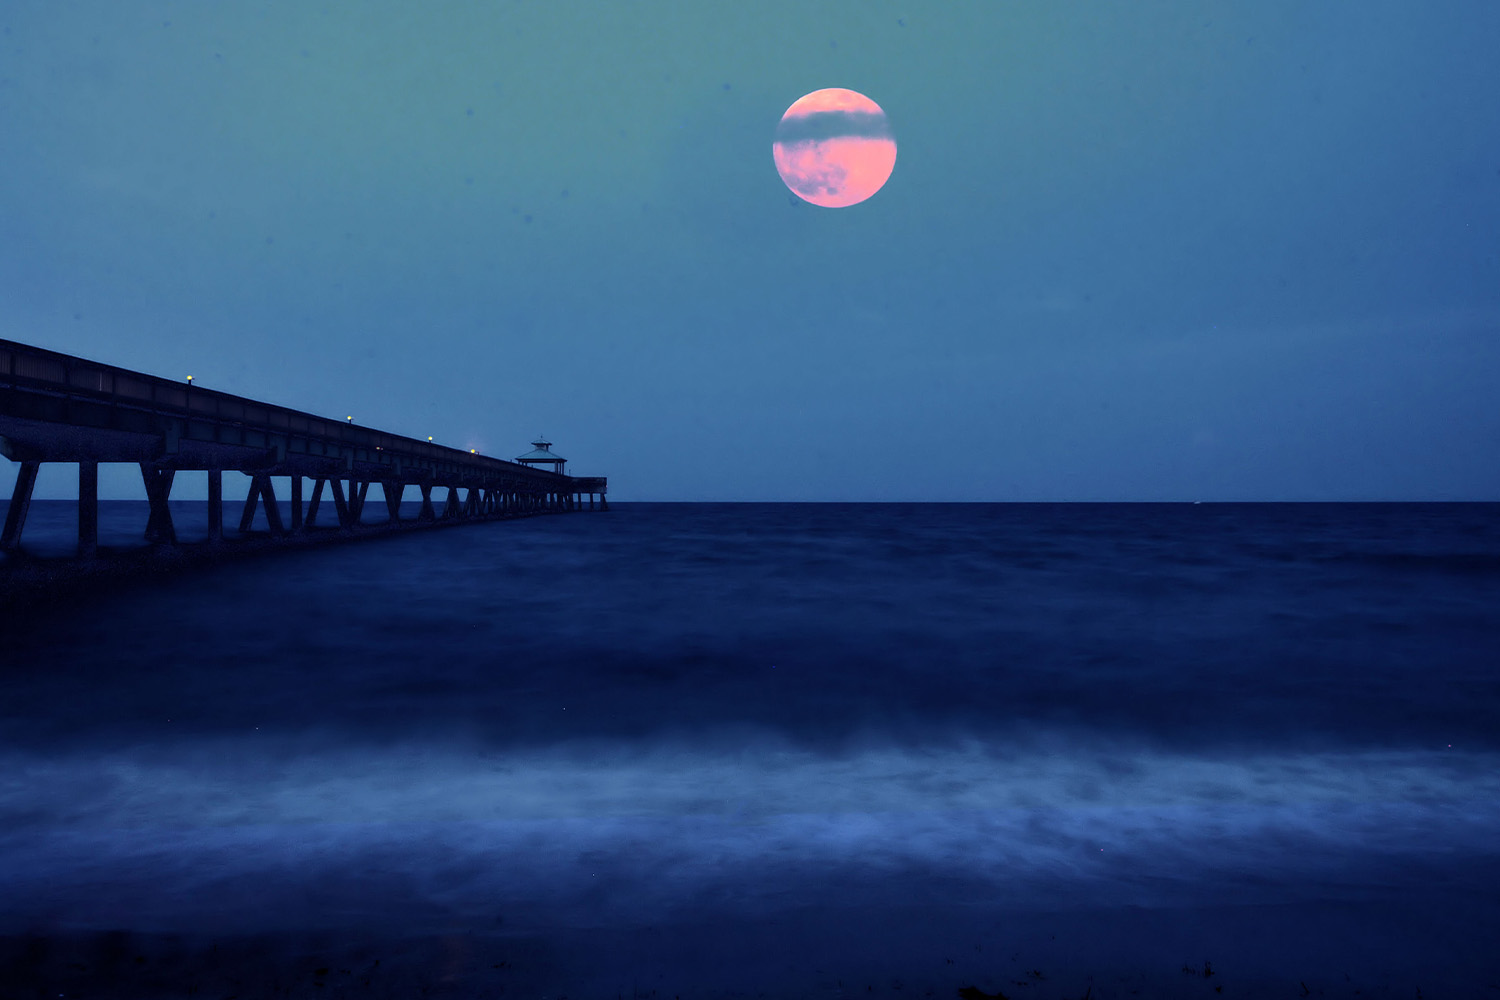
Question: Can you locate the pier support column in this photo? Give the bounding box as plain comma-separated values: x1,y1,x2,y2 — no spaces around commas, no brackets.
441,485,459,520
418,484,435,522
262,476,284,533
306,478,325,529
290,476,304,532
78,461,98,558
240,473,285,534
238,481,256,533
384,482,403,523
207,469,222,542
347,480,369,524
1,460,39,551
329,477,352,528
140,464,177,545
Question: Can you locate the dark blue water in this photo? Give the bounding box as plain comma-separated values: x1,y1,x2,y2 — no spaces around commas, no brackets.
2,502,1498,997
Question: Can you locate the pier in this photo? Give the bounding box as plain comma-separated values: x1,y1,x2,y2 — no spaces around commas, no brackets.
0,338,606,574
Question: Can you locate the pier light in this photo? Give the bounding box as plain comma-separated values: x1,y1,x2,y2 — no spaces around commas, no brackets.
347,416,353,423
428,436,433,442
185,375,193,384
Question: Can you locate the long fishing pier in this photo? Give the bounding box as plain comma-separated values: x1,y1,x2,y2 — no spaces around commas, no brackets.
0,338,606,574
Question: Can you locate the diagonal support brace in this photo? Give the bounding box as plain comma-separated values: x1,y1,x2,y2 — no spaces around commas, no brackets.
1,460,40,552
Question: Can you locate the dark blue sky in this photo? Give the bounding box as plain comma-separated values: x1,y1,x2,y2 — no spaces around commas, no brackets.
4,1,1499,500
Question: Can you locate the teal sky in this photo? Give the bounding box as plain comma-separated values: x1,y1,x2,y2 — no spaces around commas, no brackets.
3,1,1499,500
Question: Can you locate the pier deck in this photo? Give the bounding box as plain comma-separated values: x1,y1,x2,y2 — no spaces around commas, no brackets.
0,338,606,573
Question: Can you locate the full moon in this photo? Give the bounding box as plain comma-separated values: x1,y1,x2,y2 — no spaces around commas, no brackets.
773,88,897,208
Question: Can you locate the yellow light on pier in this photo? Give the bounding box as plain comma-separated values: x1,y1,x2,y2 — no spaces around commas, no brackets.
347,416,353,423
185,375,193,384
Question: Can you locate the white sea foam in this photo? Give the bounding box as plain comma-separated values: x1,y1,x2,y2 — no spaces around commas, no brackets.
1,738,1496,934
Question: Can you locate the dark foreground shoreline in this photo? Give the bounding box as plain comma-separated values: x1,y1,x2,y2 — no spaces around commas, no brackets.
5,895,1497,1000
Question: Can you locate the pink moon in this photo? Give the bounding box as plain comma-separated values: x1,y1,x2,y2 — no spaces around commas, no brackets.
773,88,897,208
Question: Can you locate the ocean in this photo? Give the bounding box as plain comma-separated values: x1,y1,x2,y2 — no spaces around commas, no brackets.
1,501,1498,998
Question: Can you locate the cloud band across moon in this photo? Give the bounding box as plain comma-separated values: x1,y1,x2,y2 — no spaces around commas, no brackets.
772,88,897,208
773,109,894,144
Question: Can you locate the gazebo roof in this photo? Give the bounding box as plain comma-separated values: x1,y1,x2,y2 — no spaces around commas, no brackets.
516,446,565,462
